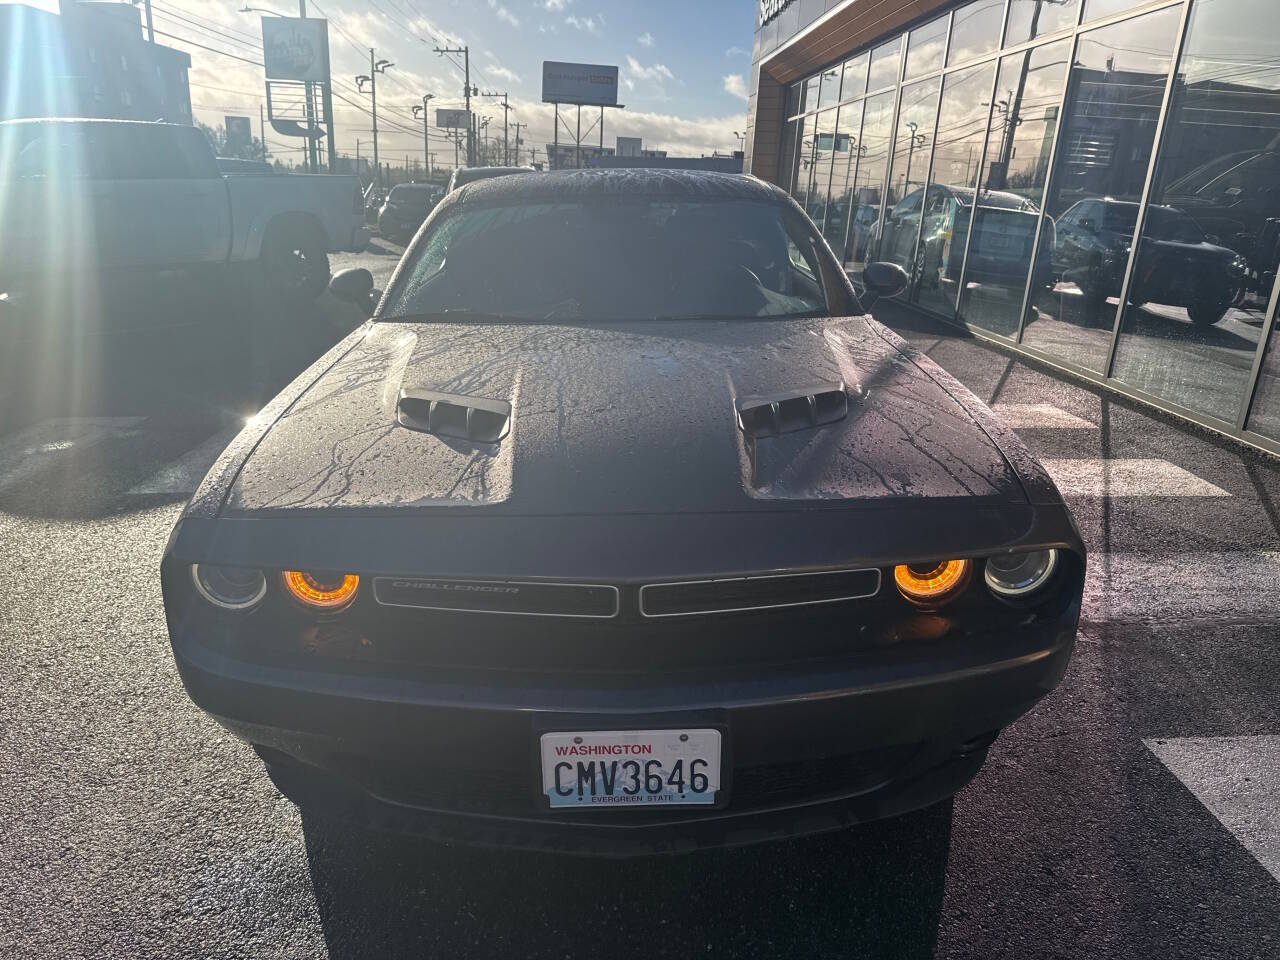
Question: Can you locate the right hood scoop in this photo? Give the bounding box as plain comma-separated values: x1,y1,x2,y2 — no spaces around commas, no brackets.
737,381,849,438
397,388,512,443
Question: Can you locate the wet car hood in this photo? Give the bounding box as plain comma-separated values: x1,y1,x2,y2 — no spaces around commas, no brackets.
224,316,1025,515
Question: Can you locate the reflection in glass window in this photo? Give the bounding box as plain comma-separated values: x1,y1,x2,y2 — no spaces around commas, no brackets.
1022,9,1180,369
844,91,896,277
948,0,1005,66
1111,0,1280,423
816,65,843,112
1004,0,1079,47
868,37,903,92
905,16,949,80
824,99,865,258
786,82,803,119
914,61,998,315
792,113,818,211
780,119,801,194
876,78,941,279
958,39,1071,336
841,52,869,103
802,74,821,114
805,108,840,229
1248,309,1280,440
1082,0,1144,21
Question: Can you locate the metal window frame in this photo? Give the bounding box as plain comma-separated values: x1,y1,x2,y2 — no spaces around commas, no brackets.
1238,255,1280,432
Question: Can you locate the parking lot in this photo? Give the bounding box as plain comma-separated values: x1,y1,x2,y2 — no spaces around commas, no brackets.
1,252,1278,959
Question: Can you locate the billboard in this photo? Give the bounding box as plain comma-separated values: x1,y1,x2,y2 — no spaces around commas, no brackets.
436,109,471,129
225,116,252,147
261,17,330,83
616,136,642,157
542,61,619,106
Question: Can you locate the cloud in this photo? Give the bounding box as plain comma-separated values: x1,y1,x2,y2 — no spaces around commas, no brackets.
487,0,520,27
626,56,674,85
565,14,600,33
486,64,522,85
725,46,747,58
544,0,570,9
723,74,747,100
638,32,654,48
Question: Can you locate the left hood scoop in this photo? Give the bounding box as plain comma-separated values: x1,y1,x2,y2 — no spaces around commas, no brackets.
397,388,512,443
737,381,848,438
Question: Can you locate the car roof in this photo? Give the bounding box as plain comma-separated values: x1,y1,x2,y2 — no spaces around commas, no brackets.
0,117,191,129
445,168,786,208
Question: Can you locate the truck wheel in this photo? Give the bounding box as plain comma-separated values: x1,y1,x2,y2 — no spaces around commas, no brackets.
1187,299,1229,327
261,226,330,304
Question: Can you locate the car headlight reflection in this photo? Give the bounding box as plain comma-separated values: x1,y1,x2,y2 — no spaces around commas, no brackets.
983,549,1059,599
894,559,971,606
191,564,267,611
281,570,360,611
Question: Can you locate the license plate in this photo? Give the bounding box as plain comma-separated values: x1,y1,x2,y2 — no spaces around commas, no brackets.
540,729,722,809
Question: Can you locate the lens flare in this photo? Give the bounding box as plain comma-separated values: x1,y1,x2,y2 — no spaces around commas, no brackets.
894,559,971,606
281,571,360,611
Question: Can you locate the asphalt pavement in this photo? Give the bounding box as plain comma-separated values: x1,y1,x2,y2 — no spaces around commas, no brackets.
1,253,1278,959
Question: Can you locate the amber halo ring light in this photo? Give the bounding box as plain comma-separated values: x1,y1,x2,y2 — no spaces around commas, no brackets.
893,559,972,606
281,570,360,611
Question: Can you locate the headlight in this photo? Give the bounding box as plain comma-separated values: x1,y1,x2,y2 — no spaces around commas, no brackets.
281,570,360,611
983,549,1059,599
191,564,267,611
894,559,971,606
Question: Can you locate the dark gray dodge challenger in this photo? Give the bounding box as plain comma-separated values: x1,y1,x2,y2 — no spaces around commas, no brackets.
162,169,1084,855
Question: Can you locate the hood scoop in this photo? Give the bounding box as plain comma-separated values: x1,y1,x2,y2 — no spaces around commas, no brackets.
736,381,849,438
397,388,512,443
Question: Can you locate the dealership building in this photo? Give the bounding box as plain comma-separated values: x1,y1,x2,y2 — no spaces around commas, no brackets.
743,0,1280,454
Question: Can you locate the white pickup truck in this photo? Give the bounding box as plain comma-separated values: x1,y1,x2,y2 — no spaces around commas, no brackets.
0,118,369,304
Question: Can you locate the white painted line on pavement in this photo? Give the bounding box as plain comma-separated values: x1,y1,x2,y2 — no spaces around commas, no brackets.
1084,552,1280,622
1042,458,1231,498
127,425,240,495
1145,736,1280,883
0,417,144,494
991,403,1093,429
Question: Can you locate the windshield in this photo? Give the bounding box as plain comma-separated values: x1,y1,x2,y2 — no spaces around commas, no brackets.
382,198,831,322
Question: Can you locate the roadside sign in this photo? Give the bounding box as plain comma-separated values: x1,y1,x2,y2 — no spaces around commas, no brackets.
261,17,330,83
436,109,471,129
224,116,252,147
542,61,619,106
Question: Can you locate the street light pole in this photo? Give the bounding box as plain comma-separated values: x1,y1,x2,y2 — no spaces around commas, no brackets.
356,52,393,188
413,93,435,178
435,45,474,165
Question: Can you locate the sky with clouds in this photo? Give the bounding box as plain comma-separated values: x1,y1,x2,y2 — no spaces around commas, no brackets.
16,0,756,167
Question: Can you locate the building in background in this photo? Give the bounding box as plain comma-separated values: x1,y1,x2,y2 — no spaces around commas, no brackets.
0,2,191,123
743,0,1280,455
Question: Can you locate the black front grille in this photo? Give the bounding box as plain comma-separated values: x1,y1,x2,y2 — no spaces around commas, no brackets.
640,568,881,617
374,577,619,618
356,745,916,819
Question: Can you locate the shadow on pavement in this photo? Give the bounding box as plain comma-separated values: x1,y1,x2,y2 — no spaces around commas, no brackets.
301,802,952,960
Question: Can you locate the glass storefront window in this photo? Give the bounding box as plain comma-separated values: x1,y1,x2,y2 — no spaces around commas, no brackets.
786,82,803,119
1005,0,1079,46
958,38,1071,336
1248,305,1280,440
841,52,869,103
824,99,865,258
948,0,1005,66
802,74,821,114
804,108,840,229
844,90,896,277
793,113,819,212
780,118,801,194
1022,8,1180,369
1082,0,1144,21
914,61,999,315
905,16,949,80
816,65,843,112
876,78,942,278
1111,0,1280,424
868,37,903,92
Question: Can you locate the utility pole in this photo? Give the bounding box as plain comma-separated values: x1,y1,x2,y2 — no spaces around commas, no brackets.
512,121,524,166
412,93,435,177
434,45,474,165
356,51,393,188
481,90,511,164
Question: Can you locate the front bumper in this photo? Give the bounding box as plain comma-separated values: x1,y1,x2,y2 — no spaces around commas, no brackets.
169,618,1075,855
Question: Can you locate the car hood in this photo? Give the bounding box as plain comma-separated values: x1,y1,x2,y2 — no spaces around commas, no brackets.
224,317,1025,515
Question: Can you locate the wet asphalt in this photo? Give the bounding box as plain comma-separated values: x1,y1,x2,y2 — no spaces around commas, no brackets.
1,250,1278,959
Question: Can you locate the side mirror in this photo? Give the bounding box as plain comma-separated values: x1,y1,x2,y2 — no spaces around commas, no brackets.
860,261,909,307
329,268,375,313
